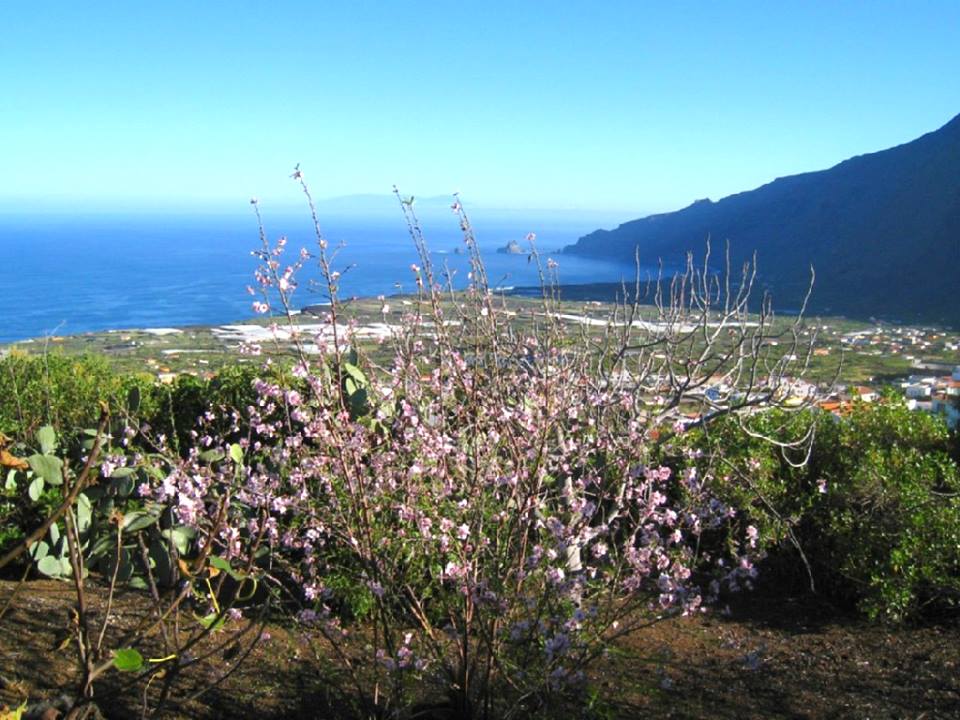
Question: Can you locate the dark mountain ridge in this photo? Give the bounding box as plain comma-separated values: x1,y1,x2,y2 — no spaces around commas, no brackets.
564,114,960,325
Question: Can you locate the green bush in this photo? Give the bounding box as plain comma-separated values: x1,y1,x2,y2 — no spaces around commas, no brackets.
814,399,960,620
678,399,960,621
0,350,120,437
0,350,271,454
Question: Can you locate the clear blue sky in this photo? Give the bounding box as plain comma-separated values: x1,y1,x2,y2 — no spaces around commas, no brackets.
1,1,958,214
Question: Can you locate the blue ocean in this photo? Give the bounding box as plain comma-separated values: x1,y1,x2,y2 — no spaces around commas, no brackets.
1,206,634,344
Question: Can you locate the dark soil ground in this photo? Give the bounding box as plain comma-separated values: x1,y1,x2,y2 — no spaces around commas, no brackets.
1,579,957,719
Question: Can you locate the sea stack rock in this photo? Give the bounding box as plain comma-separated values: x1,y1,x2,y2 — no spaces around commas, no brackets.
497,239,524,255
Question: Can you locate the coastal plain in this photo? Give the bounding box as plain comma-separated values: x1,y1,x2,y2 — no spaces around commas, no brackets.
4,295,957,392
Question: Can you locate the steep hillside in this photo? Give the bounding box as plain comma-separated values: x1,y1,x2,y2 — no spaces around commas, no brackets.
564,114,960,324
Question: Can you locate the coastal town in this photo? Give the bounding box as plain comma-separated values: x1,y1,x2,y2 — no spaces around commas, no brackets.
817,323,960,427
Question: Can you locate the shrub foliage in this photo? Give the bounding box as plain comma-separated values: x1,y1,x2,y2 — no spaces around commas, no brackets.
679,399,960,621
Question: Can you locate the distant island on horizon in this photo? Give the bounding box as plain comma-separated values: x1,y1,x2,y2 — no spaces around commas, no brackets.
564,112,960,326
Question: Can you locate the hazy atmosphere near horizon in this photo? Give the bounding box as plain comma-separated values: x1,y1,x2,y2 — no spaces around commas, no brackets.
1,2,959,339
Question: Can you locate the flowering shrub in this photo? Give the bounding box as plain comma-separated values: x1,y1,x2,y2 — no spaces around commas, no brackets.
183,175,772,718
239,323,744,715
